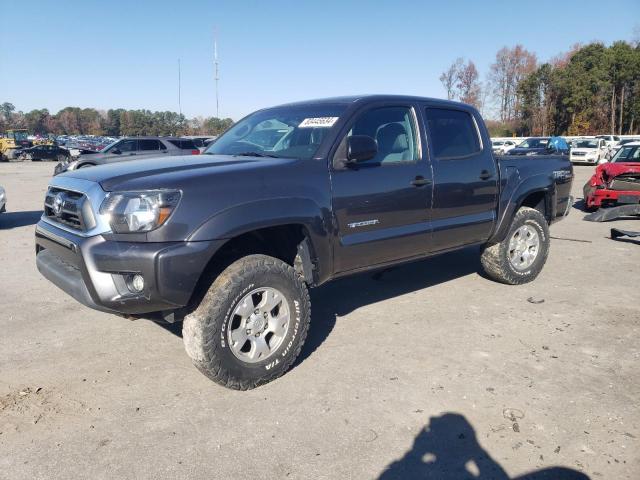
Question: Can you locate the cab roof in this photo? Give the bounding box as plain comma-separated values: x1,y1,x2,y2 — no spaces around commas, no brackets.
274,94,473,110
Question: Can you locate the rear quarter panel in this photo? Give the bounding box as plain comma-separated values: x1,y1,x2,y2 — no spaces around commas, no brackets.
490,155,573,243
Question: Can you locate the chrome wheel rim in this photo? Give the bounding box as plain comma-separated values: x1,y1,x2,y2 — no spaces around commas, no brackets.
508,225,540,271
227,287,290,364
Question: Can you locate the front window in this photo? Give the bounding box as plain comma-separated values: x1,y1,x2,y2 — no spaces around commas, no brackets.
492,141,505,146
518,138,548,148
113,139,137,153
11,131,28,142
345,106,419,164
205,104,347,160
611,146,640,163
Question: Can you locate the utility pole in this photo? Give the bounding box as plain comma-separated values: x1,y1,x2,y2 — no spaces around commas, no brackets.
178,58,182,116
214,28,220,118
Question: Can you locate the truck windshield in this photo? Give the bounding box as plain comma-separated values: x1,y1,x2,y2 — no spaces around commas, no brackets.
204,104,347,160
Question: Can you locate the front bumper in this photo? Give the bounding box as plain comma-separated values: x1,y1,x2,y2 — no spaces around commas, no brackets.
584,188,640,208
570,155,598,164
35,220,224,315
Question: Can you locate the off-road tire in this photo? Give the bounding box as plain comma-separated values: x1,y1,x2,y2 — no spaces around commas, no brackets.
182,254,311,390
480,207,550,285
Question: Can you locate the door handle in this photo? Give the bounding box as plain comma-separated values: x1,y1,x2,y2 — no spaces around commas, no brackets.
479,170,493,180
410,176,431,187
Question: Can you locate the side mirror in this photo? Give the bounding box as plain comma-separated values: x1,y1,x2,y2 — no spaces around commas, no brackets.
111,148,121,155
346,135,377,163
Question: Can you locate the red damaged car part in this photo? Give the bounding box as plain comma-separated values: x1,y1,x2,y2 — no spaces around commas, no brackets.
583,162,640,209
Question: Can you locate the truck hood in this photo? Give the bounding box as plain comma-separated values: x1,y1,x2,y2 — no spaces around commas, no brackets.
61,154,294,191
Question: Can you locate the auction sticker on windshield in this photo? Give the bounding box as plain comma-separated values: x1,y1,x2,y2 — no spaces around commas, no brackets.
299,117,339,128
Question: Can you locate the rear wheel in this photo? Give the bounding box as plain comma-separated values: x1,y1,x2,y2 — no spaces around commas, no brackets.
182,254,311,390
480,207,550,285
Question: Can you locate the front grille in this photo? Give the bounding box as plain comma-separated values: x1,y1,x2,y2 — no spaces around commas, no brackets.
44,187,96,231
572,151,586,156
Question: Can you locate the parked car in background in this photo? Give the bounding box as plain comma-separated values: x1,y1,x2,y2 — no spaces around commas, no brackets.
596,134,620,147
583,141,640,210
54,137,200,175
569,138,609,164
611,137,640,155
509,137,569,156
19,144,71,162
182,135,217,152
491,139,518,155
0,185,6,213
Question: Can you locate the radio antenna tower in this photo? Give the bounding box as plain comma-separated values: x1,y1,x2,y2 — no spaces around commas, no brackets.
178,58,182,115
214,28,220,118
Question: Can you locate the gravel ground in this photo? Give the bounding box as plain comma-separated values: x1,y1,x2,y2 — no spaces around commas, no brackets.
0,162,638,480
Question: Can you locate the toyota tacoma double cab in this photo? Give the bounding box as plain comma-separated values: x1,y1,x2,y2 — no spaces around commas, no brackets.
35,95,573,390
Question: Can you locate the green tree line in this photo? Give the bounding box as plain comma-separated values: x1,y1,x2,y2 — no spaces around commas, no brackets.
518,41,640,136
441,40,639,137
0,103,234,137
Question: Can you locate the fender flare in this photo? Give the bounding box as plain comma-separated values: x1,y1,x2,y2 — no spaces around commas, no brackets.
489,173,555,244
188,197,332,283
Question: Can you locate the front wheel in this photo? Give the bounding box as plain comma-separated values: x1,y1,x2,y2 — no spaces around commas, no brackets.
480,207,550,285
182,254,311,390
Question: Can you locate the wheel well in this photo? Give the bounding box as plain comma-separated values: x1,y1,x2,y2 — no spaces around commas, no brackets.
186,225,313,312
520,191,549,221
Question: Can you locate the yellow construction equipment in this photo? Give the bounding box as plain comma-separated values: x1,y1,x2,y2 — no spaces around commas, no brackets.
0,129,31,161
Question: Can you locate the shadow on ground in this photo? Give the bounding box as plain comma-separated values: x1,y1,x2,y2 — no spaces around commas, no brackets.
294,245,483,365
378,413,590,480
0,210,42,229
154,246,484,366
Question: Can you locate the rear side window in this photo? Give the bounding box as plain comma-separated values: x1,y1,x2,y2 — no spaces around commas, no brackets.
425,108,481,159
168,139,197,149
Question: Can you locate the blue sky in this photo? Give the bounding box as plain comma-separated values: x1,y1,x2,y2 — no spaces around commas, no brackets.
1,0,638,120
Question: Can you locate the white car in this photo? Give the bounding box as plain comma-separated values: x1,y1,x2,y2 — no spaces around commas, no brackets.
491,139,518,155
570,138,609,164
0,186,6,213
596,134,620,147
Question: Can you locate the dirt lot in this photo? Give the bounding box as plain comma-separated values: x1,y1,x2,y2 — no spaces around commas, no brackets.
0,162,638,479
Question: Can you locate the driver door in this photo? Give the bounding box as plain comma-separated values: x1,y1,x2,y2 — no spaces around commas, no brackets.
330,104,433,273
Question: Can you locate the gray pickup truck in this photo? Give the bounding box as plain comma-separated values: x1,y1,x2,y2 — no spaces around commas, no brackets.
35,95,573,389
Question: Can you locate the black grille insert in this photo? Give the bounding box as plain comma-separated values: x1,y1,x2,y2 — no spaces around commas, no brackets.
44,187,95,231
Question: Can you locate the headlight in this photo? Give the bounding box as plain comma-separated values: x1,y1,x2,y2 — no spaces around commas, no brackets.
99,190,181,233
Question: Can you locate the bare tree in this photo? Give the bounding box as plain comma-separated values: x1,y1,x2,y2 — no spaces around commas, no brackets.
489,45,537,122
439,58,464,100
456,61,482,108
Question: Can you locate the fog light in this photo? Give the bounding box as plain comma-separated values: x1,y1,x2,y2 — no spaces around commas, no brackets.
129,274,145,293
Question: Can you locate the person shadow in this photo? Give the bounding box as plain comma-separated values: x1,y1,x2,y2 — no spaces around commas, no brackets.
378,413,590,480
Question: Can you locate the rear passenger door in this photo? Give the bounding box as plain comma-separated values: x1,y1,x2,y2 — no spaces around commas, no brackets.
423,106,498,252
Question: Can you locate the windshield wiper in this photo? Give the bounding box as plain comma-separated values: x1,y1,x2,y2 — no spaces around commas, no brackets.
233,151,280,158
